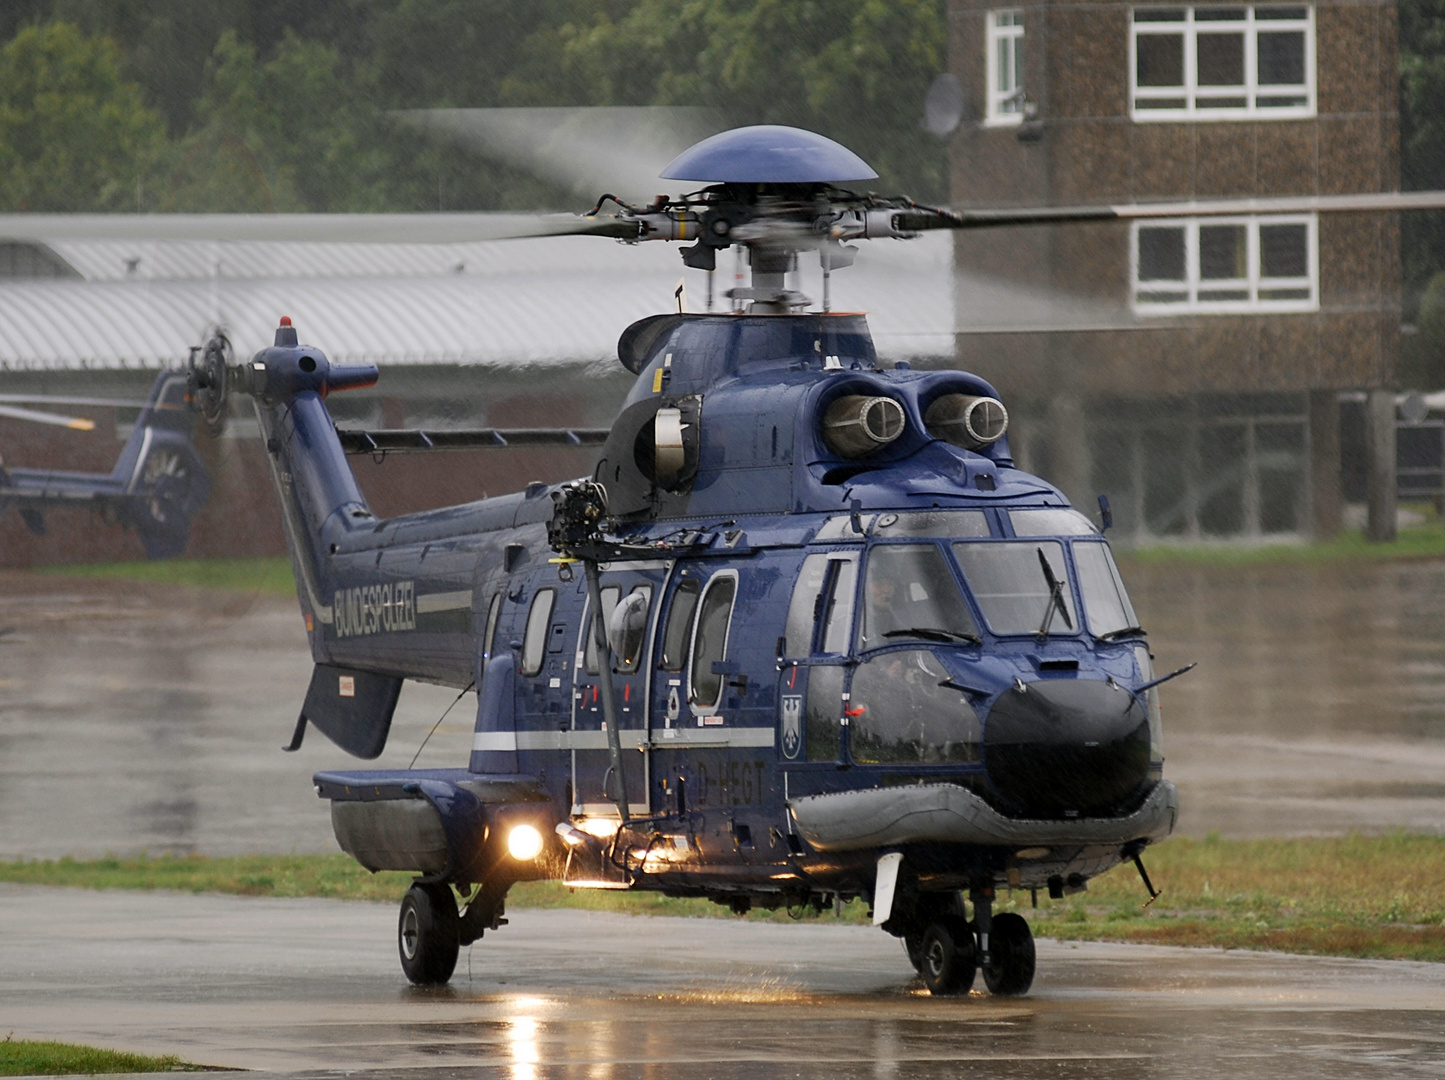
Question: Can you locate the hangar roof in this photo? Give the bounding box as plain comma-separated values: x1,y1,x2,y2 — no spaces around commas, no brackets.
0,232,955,371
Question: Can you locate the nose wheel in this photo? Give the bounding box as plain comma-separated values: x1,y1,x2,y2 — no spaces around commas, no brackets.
916,916,977,996
980,911,1035,996
398,883,459,985
907,900,1035,997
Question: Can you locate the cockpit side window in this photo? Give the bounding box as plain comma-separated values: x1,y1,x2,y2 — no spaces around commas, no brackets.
849,649,980,764
1073,541,1138,638
689,573,737,711
785,552,858,656
859,543,979,650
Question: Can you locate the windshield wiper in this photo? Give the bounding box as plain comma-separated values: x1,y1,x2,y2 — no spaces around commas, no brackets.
883,627,982,645
1099,625,1148,642
1036,547,1074,638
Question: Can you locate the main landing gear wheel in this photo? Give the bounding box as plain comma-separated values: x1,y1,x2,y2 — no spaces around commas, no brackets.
981,911,1035,996
399,882,459,985
918,916,977,996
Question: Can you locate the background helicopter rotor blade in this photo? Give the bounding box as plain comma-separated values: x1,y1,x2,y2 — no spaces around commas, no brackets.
395,106,726,205
0,403,96,431
0,394,152,409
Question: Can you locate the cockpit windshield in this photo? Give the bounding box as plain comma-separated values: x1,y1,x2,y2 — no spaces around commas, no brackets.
859,543,980,649
951,541,1077,636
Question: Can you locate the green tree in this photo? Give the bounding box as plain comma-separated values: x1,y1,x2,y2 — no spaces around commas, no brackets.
161,28,555,212
52,0,247,135
365,0,949,200
1400,270,1445,387
1399,0,1445,312
0,21,166,211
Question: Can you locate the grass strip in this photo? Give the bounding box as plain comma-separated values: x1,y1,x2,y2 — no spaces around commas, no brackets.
3,835,1443,962
1117,523,1445,567
35,557,296,596
0,1036,199,1075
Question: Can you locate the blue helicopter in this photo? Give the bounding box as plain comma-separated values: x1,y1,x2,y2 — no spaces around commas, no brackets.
0,365,211,558
162,124,1242,998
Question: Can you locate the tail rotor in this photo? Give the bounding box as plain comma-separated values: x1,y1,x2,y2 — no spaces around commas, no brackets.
187,328,233,432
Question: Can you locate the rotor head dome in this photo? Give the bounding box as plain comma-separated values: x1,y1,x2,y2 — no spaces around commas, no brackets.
660,125,878,184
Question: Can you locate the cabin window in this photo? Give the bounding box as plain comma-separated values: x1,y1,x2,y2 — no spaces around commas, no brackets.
583,586,621,675
482,592,502,663
611,586,652,673
1074,542,1140,638
785,552,858,656
986,9,1025,125
1009,508,1098,537
859,544,979,650
520,588,555,676
805,665,845,762
952,541,1077,636
1131,5,1314,120
659,579,700,671
689,573,737,711
1132,216,1316,313
849,650,980,764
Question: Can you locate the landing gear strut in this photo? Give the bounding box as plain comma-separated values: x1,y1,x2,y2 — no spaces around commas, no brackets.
399,882,459,985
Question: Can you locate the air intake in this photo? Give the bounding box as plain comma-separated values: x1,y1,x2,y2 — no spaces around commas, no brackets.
924,394,1008,450
822,395,906,458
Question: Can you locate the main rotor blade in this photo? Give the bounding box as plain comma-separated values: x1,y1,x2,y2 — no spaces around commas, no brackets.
940,189,1445,230
395,106,725,204
0,403,96,430
0,212,638,246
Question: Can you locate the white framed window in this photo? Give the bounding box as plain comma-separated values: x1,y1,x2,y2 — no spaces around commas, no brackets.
687,571,737,713
986,9,1025,125
1131,5,1314,121
1131,215,1317,314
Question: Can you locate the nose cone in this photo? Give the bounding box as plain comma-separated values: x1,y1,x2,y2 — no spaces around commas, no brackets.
984,679,1151,818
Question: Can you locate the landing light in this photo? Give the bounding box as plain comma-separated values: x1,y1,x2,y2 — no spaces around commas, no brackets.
507,823,544,861
576,817,621,839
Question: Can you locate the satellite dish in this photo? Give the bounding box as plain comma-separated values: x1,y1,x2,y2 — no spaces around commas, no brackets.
923,74,966,136
1400,392,1429,425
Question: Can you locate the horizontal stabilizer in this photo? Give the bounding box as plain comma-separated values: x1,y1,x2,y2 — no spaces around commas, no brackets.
335,427,610,455
293,664,403,759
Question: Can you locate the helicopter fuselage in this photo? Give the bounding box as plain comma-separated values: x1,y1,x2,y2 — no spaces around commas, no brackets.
246,311,1175,973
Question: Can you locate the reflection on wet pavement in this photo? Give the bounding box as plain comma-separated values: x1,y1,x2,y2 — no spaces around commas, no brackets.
3,888,1442,1078
2,557,1444,859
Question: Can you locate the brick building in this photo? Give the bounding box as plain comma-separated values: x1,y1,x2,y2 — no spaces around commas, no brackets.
947,0,1400,540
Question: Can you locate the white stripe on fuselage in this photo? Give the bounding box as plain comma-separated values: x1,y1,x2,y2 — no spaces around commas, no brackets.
473,727,775,752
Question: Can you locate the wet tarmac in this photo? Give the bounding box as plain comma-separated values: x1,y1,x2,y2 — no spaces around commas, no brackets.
3,564,1445,1076
3,557,1444,859
3,885,1443,1078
